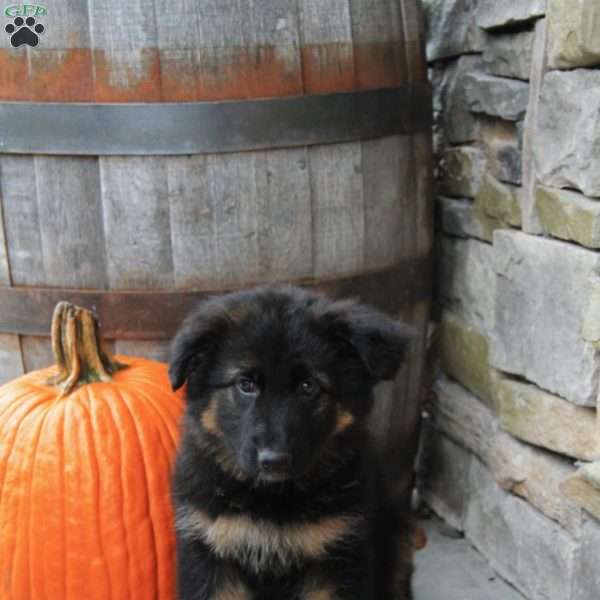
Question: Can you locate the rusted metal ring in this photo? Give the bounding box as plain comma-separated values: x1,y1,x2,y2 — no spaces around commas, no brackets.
0,84,432,156
0,257,432,340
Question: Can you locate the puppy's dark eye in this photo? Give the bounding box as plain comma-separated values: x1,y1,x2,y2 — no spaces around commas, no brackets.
298,378,320,398
236,376,258,396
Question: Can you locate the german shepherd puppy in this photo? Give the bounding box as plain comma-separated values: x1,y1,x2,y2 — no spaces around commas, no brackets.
169,286,416,600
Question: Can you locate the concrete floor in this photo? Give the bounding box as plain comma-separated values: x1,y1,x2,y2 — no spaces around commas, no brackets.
413,518,525,600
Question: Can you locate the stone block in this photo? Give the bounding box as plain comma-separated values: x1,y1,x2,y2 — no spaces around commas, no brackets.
560,465,600,522
521,17,548,233
582,279,600,346
572,519,600,599
489,432,581,536
438,311,496,408
437,236,496,335
482,28,534,80
438,196,471,235
438,146,487,198
547,0,600,69
492,230,600,406
465,459,577,600
536,70,600,198
476,0,546,30
433,377,583,535
437,197,490,242
495,375,598,461
419,424,472,531
464,72,530,121
473,173,521,241
423,0,482,62
479,118,523,185
432,56,483,144
536,185,600,249
431,376,497,462
576,460,600,489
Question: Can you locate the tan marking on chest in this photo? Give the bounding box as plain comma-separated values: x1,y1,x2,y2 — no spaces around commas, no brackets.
303,587,337,600
177,505,363,573
216,581,251,600
335,404,355,433
201,397,222,436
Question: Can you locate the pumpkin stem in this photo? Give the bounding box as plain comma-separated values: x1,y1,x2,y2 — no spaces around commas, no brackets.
47,302,127,397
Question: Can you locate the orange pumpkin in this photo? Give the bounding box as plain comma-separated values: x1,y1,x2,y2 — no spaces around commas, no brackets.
0,302,184,600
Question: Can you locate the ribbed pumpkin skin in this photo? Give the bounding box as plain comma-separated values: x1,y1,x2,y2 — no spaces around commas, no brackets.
0,356,184,600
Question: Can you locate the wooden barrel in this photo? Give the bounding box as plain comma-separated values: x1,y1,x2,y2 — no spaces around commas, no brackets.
0,0,432,501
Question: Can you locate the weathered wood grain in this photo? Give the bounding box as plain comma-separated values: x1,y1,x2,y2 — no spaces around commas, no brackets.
308,143,365,278
34,156,107,288
204,152,262,288
0,17,28,101
28,0,93,101
169,151,268,289
89,0,161,101
166,155,216,289
155,0,203,101
0,160,23,381
413,131,435,256
167,149,312,289
349,0,406,88
0,334,23,384
362,135,412,270
399,135,419,272
114,340,170,363
159,0,303,101
99,157,175,290
255,149,313,282
399,0,427,84
0,180,11,287
0,156,44,286
20,336,54,372
298,0,355,93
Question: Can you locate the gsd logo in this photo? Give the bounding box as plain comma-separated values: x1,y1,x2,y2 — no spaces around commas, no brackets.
4,4,45,47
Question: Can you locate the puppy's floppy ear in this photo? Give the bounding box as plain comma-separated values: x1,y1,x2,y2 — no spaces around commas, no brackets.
325,300,415,382
168,298,229,391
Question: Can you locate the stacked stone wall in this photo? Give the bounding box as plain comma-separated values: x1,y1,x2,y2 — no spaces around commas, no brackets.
421,1,600,597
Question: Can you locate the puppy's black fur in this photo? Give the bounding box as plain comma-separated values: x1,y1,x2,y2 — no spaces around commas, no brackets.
170,286,415,600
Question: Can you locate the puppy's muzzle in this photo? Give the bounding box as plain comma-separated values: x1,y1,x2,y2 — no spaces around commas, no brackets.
258,449,292,476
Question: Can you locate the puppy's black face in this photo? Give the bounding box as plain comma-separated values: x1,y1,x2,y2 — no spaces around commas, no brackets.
191,319,356,482
169,287,413,483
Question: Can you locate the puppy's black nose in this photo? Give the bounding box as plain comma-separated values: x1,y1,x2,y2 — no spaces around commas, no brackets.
258,449,291,473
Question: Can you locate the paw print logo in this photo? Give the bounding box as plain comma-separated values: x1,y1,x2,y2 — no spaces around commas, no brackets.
5,16,44,47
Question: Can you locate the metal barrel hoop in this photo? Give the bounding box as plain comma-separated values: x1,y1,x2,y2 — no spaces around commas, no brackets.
0,84,432,156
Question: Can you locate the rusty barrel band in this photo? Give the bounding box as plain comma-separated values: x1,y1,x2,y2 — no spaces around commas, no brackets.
0,84,432,156
0,257,432,340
